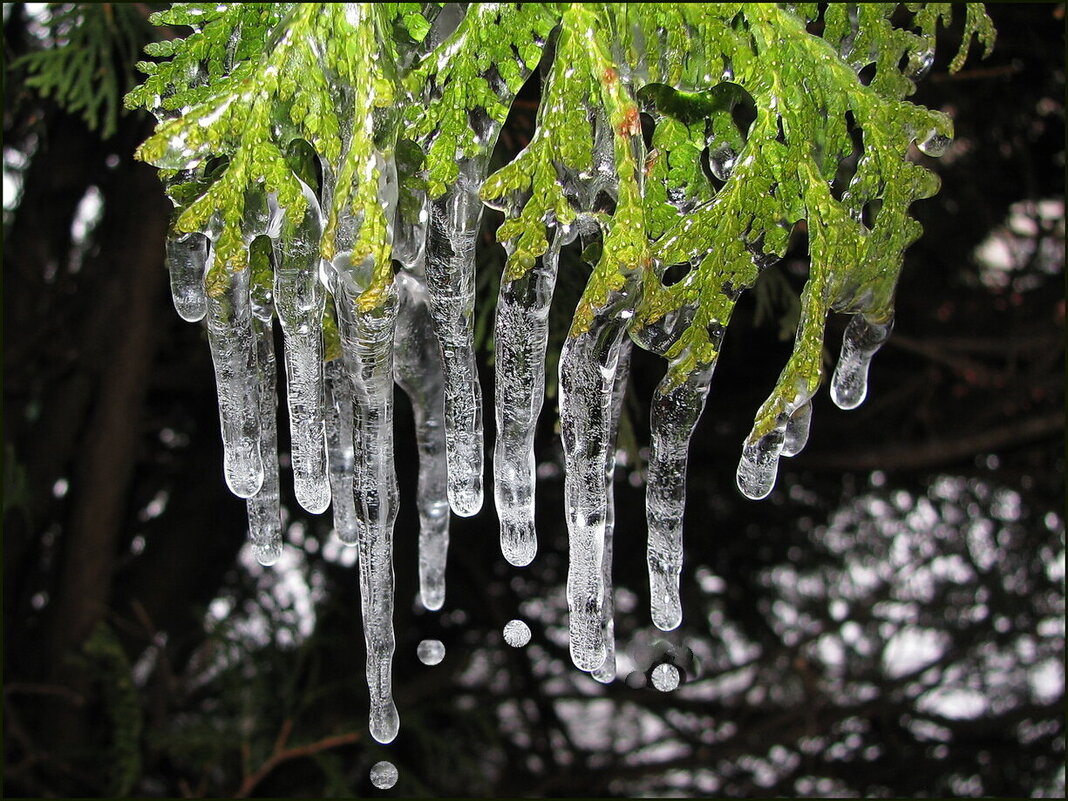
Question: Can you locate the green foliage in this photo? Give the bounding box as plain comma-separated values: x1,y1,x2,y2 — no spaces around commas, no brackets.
80,622,143,796
126,2,995,433
14,3,150,138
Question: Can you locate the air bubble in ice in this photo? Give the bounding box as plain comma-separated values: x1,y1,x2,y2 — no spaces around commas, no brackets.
369,760,398,790
417,639,445,666
503,619,531,647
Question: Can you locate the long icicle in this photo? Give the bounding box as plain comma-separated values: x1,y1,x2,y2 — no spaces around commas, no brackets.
559,299,631,672
592,340,631,684
424,156,487,517
246,314,283,566
493,225,566,567
204,259,264,499
645,360,715,631
394,268,450,611
275,179,330,514
324,356,358,544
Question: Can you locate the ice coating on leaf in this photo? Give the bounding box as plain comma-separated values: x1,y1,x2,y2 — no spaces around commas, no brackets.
559,299,631,672
204,262,264,499
424,156,487,517
592,342,631,684
166,231,209,321
324,357,358,544
394,268,450,611
276,179,330,514
831,313,894,410
646,359,715,632
246,315,282,566
493,226,565,567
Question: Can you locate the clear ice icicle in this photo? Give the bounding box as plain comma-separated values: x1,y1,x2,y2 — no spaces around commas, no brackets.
493,227,565,567
737,424,787,501
781,399,813,457
394,269,450,611
325,358,358,544
334,277,401,744
204,260,264,499
424,157,487,517
592,342,631,684
166,231,209,322
830,313,894,410
559,302,630,672
276,180,330,514
646,360,715,632
246,315,282,566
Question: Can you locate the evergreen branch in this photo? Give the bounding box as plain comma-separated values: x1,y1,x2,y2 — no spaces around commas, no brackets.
234,719,361,798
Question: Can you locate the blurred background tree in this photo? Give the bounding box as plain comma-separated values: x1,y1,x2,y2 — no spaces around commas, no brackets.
3,3,1064,797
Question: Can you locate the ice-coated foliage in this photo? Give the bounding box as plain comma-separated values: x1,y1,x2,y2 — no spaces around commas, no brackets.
127,1,994,739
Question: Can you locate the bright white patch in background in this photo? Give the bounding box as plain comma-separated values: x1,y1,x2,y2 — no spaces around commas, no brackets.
974,198,1065,289
882,626,947,679
69,185,104,273
51,477,69,498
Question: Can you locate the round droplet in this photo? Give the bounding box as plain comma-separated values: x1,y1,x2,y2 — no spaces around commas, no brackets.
917,130,951,157
651,662,680,692
708,143,737,181
503,619,531,647
417,639,445,666
369,760,398,790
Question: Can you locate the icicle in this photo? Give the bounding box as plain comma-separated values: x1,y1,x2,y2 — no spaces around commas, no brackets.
424,156,488,517
166,231,209,321
559,299,631,672
246,315,283,566
831,313,894,410
325,357,358,544
646,359,715,632
394,268,450,611
781,399,813,457
275,180,330,514
493,226,566,567
592,341,631,684
204,259,264,499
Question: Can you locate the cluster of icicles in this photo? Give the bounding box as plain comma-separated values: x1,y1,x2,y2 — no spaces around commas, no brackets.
163,127,891,751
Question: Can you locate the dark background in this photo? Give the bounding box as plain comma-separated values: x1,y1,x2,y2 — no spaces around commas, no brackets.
3,4,1064,797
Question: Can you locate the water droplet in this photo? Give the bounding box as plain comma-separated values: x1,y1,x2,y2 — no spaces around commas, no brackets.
917,129,951,157
905,49,934,81
503,619,531,647
736,426,786,500
651,662,680,692
370,760,398,790
417,639,445,666
708,143,737,182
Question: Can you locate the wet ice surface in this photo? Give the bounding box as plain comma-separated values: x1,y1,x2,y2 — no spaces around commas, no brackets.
417,639,446,666
166,231,208,321
831,314,894,410
369,760,398,790
503,619,532,648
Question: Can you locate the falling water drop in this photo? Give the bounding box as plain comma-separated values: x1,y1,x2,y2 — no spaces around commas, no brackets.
417,639,445,665
651,662,680,692
369,760,398,790
503,619,531,648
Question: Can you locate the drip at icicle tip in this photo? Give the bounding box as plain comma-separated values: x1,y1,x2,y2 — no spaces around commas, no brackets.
369,760,398,790
736,424,787,500
417,639,445,665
